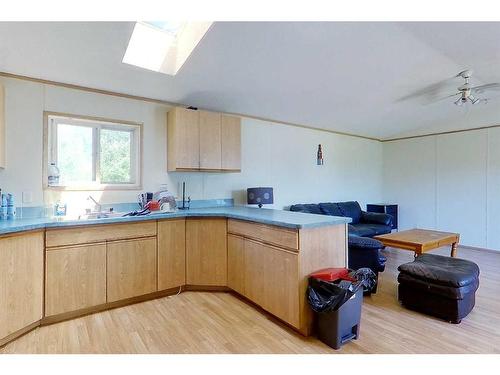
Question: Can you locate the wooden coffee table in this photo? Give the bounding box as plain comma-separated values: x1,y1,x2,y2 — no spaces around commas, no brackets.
374,229,460,257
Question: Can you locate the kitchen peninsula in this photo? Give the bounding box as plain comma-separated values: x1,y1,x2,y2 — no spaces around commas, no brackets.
0,206,349,347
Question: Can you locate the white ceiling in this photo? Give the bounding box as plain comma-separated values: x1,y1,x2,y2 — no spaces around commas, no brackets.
2,21,500,139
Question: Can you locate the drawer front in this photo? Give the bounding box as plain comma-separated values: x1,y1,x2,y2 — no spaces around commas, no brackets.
227,219,299,251
46,221,157,247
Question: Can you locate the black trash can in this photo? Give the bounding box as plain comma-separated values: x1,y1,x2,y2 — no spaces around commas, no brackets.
308,275,364,350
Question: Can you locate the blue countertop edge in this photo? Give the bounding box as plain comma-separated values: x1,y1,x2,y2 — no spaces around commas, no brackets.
0,206,351,235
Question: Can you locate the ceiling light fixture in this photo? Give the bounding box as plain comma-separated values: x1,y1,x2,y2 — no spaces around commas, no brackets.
122,21,213,76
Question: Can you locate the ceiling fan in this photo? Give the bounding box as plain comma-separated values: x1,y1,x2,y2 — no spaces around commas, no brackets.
441,69,500,106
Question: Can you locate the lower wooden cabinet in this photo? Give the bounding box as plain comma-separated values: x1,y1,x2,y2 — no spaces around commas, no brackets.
107,237,157,302
45,243,107,316
260,243,299,328
227,235,300,329
0,231,44,342
158,219,186,290
186,218,227,286
227,234,245,295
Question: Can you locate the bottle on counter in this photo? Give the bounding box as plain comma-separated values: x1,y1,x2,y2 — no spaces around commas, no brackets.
0,191,6,220
6,193,15,220
48,162,60,186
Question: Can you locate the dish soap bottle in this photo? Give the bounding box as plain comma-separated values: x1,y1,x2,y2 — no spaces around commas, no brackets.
48,162,60,186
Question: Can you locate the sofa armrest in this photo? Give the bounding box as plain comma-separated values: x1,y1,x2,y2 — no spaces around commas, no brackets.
361,211,393,226
348,236,386,272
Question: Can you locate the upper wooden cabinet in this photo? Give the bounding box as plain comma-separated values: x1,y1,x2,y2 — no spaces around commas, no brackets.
199,110,222,169
221,114,241,171
167,107,200,170
0,83,5,169
167,107,241,172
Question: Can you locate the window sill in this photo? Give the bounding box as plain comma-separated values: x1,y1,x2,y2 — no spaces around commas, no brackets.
44,184,143,191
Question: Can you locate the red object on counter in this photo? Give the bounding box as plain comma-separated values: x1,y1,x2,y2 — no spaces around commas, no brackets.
310,268,356,282
145,201,160,211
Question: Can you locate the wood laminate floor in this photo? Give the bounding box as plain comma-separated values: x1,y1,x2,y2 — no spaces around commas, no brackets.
2,246,499,354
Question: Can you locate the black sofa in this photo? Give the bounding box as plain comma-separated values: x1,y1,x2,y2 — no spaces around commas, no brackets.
289,201,390,292
289,201,393,238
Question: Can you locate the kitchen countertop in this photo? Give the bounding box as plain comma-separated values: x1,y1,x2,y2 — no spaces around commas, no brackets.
0,206,351,236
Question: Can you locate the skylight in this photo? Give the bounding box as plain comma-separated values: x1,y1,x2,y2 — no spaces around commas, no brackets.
122,21,212,76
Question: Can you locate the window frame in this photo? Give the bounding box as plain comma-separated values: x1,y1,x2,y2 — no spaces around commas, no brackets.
43,111,143,191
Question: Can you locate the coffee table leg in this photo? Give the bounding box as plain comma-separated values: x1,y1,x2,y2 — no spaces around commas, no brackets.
451,242,458,257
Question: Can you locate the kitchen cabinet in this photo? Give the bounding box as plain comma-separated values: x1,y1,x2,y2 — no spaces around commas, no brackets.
260,242,299,327
186,218,227,286
199,110,222,169
221,114,241,171
227,236,299,328
167,107,200,170
167,107,241,172
0,83,5,169
227,219,347,334
0,231,44,345
45,243,107,316
158,219,186,290
107,237,157,302
227,234,245,295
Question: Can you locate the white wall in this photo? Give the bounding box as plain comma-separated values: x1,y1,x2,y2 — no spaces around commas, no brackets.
0,77,383,212
383,128,500,250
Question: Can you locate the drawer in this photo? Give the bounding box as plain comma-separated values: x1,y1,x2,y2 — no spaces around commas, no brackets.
46,221,157,248
227,219,299,251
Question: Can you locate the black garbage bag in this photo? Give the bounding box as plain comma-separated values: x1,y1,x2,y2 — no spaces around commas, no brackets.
307,277,363,313
349,268,377,292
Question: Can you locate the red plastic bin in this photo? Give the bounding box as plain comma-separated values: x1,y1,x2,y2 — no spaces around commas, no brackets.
309,267,356,282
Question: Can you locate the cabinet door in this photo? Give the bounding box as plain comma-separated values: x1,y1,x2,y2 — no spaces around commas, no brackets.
45,243,106,316
0,232,43,341
242,239,299,329
167,107,200,170
107,237,157,302
199,110,221,169
227,234,245,295
186,218,227,286
261,244,300,328
243,239,265,306
158,219,186,290
221,114,241,171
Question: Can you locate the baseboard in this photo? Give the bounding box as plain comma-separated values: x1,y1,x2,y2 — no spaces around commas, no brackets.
0,320,40,348
184,285,231,292
458,245,500,255
41,286,183,326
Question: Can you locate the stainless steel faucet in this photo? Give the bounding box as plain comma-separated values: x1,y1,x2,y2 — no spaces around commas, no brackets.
87,195,102,213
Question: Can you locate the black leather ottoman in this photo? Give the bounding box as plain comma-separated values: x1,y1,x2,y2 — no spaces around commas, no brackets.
397,254,480,324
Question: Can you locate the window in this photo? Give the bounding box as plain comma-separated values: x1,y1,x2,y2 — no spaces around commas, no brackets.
122,21,213,75
45,113,142,190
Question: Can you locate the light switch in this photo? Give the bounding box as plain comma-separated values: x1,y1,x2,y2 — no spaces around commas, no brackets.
22,191,33,204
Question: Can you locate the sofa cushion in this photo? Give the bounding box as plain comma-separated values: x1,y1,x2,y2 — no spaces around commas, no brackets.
348,235,384,249
349,223,391,237
398,254,480,288
337,201,363,224
289,203,323,215
318,202,343,217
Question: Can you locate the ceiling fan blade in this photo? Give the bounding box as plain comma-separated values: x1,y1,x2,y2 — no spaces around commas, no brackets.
396,75,459,103
471,83,500,92
425,91,461,104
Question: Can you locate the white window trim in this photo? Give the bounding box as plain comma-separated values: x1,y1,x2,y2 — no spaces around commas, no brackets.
43,112,143,191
